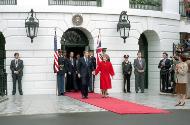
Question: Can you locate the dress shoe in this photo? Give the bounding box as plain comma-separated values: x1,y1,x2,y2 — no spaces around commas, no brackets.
19,91,23,95
179,102,185,106
85,96,88,99
175,102,181,106
127,91,131,93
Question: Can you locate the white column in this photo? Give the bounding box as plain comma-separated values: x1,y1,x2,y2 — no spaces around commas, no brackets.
162,0,179,14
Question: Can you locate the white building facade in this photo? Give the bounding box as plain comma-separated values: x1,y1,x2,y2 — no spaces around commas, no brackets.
0,0,186,94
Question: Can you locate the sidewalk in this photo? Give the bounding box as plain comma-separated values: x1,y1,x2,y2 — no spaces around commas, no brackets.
0,91,189,116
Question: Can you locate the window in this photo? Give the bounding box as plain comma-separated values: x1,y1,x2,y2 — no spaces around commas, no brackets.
0,0,17,5
179,0,190,18
129,0,162,11
48,0,102,7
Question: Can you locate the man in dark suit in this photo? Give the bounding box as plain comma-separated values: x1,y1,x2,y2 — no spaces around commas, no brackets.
134,51,146,93
77,51,94,99
10,53,24,95
89,51,96,92
158,52,171,92
67,52,78,91
76,54,81,90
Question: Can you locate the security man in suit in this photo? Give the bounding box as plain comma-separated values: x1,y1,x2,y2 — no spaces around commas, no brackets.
67,52,78,91
158,52,171,92
122,54,132,93
10,53,24,95
89,51,96,92
77,51,94,99
134,51,146,93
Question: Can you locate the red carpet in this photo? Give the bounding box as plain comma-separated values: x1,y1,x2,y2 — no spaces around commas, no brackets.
66,92,169,115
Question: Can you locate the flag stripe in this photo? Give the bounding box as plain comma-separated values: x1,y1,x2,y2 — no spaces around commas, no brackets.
96,29,102,65
54,30,59,73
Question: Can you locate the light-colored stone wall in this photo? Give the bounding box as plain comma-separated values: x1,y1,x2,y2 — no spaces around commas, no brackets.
0,0,182,94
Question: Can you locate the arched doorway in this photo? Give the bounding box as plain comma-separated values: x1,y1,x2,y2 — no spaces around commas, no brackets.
0,32,6,73
61,28,89,57
0,32,7,96
138,30,160,90
138,33,148,89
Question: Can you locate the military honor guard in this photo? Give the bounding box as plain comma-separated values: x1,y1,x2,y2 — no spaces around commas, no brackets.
56,50,68,96
122,54,132,93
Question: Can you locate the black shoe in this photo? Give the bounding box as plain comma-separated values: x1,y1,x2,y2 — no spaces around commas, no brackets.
141,91,144,93
61,93,65,96
127,91,131,93
175,102,181,106
19,92,23,95
12,93,16,95
136,91,138,93
179,102,185,106
85,96,88,99
124,90,126,93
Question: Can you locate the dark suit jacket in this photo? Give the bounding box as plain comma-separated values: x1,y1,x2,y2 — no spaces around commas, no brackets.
158,58,171,70
10,59,24,76
77,57,94,78
122,61,132,75
158,58,171,75
68,58,77,73
134,58,146,74
90,56,96,69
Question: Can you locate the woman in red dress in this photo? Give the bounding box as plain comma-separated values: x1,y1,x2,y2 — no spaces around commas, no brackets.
94,54,115,98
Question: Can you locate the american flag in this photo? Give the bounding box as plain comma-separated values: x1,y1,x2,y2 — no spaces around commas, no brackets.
96,29,103,65
54,30,59,73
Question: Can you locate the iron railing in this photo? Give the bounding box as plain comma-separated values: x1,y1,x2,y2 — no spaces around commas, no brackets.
0,0,17,5
48,0,102,7
129,0,162,11
179,1,190,18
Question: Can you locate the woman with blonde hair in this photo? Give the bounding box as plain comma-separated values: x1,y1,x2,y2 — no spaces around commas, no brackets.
94,54,115,98
175,55,188,106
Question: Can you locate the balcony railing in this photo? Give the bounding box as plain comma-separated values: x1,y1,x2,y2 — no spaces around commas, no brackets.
179,1,190,18
48,0,102,7
129,0,162,11
0,0,17,5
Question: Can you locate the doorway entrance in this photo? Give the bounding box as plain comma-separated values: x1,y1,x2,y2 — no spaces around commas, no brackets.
138,33,148,89
61,28,89,58
0,32,7,96
65,46,85,57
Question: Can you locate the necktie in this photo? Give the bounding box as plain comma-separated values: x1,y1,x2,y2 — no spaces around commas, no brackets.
15,60,18,67
85,58,88,65
71,58,73,66
139,59,142,67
